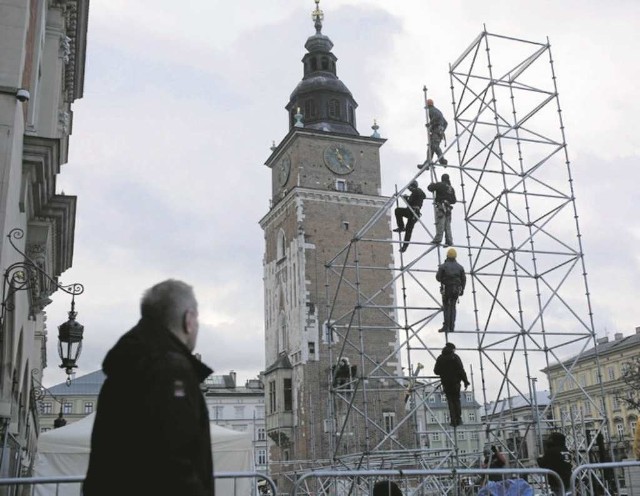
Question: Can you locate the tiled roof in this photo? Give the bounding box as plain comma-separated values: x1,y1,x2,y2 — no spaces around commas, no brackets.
48,369,105,396
543,331,640,371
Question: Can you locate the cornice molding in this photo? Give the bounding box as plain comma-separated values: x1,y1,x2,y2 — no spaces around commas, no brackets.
259,187,389,229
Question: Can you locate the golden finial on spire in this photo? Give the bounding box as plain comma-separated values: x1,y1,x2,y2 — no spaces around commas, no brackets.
312,0,324,32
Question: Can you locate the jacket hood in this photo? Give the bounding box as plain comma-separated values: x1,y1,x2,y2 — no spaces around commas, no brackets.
102,317,212,383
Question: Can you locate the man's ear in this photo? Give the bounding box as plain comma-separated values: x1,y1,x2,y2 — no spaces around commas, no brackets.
184,309,196,333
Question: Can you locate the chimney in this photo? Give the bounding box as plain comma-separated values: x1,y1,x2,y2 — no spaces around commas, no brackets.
597,336,608,345
614,332,623,341
229,370,237,387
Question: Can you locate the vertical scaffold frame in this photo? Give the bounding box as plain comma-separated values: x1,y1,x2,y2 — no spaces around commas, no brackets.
304,27,616,496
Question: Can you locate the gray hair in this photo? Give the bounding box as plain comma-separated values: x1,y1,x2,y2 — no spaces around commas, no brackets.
140,279,197,331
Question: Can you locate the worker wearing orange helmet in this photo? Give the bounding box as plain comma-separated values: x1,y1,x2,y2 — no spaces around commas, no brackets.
422,98,448,167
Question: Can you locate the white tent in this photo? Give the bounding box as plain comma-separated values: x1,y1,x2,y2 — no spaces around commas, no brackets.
33,413,254,496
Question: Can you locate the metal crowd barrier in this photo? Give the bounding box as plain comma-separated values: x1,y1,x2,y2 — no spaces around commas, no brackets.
0,471,277,496
570,460,640,496
289,467,564,495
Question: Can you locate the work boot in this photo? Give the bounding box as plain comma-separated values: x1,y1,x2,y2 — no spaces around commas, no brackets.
429,240,441,245
444,240,453,247
399,245,408,253
438,327,448,333
439,157,448,165
393,227,405,233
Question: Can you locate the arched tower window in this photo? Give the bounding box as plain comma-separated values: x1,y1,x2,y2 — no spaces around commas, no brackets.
310,58,318,71
321,56,329,70
277,229,286,261
328,99,340,119
304,99,316,119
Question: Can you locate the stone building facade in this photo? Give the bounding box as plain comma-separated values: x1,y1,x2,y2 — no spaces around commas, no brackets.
0,0,89,478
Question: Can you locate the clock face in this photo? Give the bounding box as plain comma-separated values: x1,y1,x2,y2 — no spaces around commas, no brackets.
324,144,355,175
277,156,291,187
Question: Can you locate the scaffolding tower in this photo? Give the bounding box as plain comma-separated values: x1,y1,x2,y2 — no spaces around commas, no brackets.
314,28,613,495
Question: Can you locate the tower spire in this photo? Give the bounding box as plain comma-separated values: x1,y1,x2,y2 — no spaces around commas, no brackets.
312,0,324,34
286,0,359,135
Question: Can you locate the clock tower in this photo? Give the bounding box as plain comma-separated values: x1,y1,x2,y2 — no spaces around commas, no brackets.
260,3,408,489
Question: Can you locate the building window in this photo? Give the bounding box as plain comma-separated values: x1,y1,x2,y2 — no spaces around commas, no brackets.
42,402,52,414
468,411,476,422
283,378,292,412
258,427,266,441
84,402,94,414
383,412,396,434
276,230,286,261
444,412,450,424
257,449,267,465
255,405,264,419
335,179,347,192
617,423,625,437
430,414,437,423
304,99,316,119
465,392,473,402
432,432,440,442
471,431,479,440
608,367,615,381
235,406,245,419
612,396,620,411
212,406,223,420
457,431,466,440
328,99,340,119
269,380,276,413
579,375,586,387
429,395,436,403
308,341,315,355
63,402,72,414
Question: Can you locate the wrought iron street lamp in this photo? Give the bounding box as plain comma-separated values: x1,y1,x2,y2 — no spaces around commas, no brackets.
1,228,85,383
58,297,84,379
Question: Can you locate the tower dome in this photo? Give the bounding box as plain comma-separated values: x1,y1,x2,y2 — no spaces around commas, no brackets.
285,1,358,135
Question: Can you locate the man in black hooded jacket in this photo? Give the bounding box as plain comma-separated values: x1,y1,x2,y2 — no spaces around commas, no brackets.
84,279,215,496
434,342,469,427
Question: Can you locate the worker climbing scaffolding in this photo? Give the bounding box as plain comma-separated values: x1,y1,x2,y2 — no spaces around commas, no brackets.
418,90,449,168
394,180,426,253
436,248,466,333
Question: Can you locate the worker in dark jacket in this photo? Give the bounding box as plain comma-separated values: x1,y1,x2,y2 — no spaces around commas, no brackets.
427,173,456,247
436,248,466,333
84,280,215,496
418,98,448,167
394,180,426,253
433,342,469,426
537,432,572,495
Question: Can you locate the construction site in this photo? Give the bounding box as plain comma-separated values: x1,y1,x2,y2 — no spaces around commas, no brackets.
261,8,633,494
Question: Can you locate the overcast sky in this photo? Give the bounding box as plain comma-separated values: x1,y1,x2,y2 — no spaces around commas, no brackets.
43,0,640,388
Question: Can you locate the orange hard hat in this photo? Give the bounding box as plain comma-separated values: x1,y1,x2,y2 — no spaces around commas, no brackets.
426,98,434,106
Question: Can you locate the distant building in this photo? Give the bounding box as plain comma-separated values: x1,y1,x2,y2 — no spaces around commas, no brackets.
416,383,482,466
482,390,552,467
202,372,267,474
543,329,640,462
38,370,105,431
